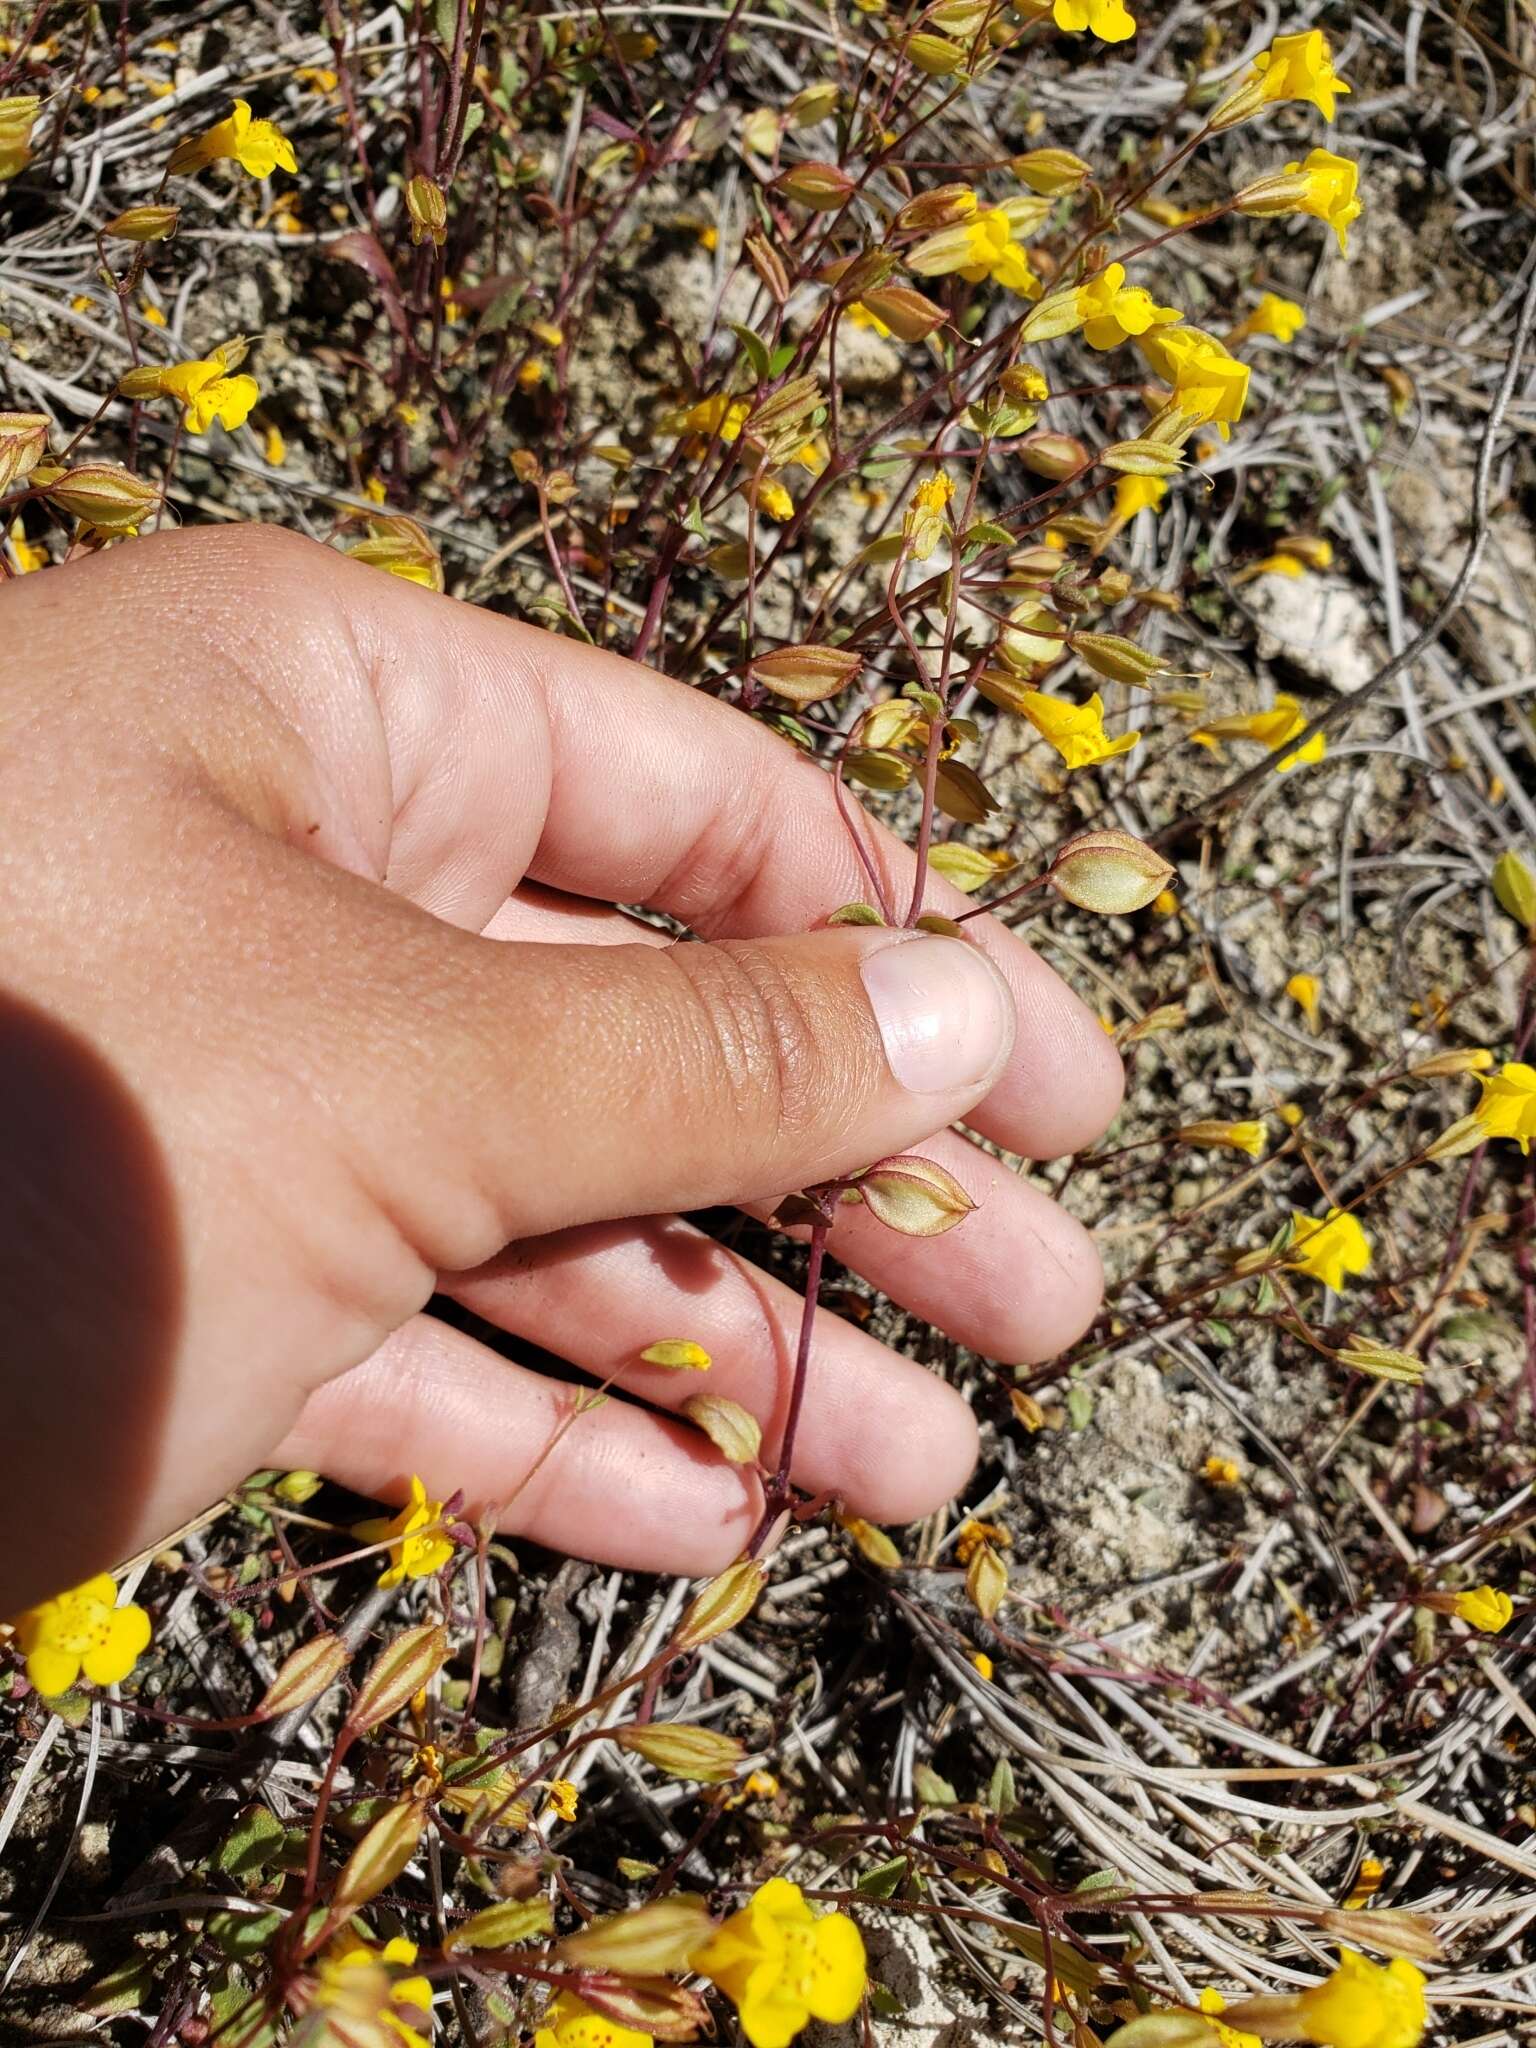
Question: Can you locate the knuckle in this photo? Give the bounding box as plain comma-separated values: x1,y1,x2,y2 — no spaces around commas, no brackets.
668,941,828,1147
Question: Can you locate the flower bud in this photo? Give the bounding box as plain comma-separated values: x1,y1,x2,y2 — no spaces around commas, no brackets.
855,283,946,342
639,1340,712,1371
743,229,790,303
614,1721,747,1782
852,1153,976,1236
965,1541,1007,1620
904,31,965,73
1332,1343,1424,1385
102,204,180,242
405,174,447,247
1407,1046,1493,1079
927,842,1015,893
784,81,839,127
1099,438,1186,477
345,514,445,592
896,182,978,232
672,1559,767,1653
1073,631,1168,686
117,365,173,400
843,747,914,791
1011,147,1091,194
750,640,861,705
1015,431,1087,479
42,463,161,532
772,160,854,210
1049,830,1175,916
1492,848,1536,931
0,411,50,491
1094,567,1133,603
1000,364,1049,402
1176,1120,1267,1158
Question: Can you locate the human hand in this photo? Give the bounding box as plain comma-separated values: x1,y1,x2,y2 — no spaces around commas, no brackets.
0,525,1121,1612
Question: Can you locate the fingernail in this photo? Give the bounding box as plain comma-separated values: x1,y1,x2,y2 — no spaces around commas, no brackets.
861,935,1015,1096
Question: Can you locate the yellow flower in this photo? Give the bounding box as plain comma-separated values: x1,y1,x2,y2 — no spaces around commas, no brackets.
1238,150,1363,256
544,1777,580,1822
535,1992,651,2048
909,207,1040,296
1295,1951,1426,2048
1052,0,1135,41
1342,1856,1386,1909
1453,1584,1513,1633
914,474,953,514
15,1574,152,1696
1286,971,1322,1031
1471,1062,1536,1153
1191,692,1324,772
354,1475,456,1587
691,1877,866,2048
1138,325,1250,436
1252,30,1352,120
1285,1209,1371,1293
1201,1987,1262,2048
1178,1120,1267,1159
684,393,752,441
1202,1456,1242,1488
263,422,286,466
8,518,47,573
1076,262,1181,351
1235,292,1307,345
970,1651,994,1680
1020,690,1140,770
1114,473,1166,521
758,480,794,521
158,357,260,434
168,97,297,178
313,1933,434,2048
955,1518,1011,1563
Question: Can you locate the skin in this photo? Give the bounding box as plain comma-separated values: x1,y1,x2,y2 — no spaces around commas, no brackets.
0,526,1122,1615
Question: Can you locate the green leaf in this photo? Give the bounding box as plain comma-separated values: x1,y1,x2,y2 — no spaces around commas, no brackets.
768,342,797,377
987,1756,1017,1816
207,1909,284,1961
728,323,771,381
1066,1384,1094,1431
856,1856,909,1898
216,1804,285,1881
460,102,484,147
912,1763,957,1805
82,1955,156,2017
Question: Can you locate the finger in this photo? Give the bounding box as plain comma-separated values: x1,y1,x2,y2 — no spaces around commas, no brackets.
275,1316,762,1575
443,1217,979,1518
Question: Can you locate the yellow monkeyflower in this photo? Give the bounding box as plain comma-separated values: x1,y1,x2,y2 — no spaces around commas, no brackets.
536,1992,652,2048
955,1518,1011,1563
168,97,297,178
7,518,47,573
1178,1119,1268,1159
1237,149,1363,256
1021,690,1140,770
313,1933,434,2048
1138,324,1250,437
1342,1856,1386,1910
1452,1585,1514,1633
1053,0,1136,42
158,357,260,434
1252,30,1352,120
1074,262,1180,350
916,206,1040,296
354,1475,456,1587
683,393,752,441
15,1573,152,1696
1191,692,1324,773
691,1877,866,2048
1200,1987,1262,2048
1471,1062,1536,1153
1286,971,1322,1031
1233,292,1307,345
1294,1951,1426,2048
1285,1209,1371,1293
1114,473,1166,521
757,480,794,521
544,1778,580,1822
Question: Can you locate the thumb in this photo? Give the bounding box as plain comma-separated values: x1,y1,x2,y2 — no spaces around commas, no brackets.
295,892,1018,1269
